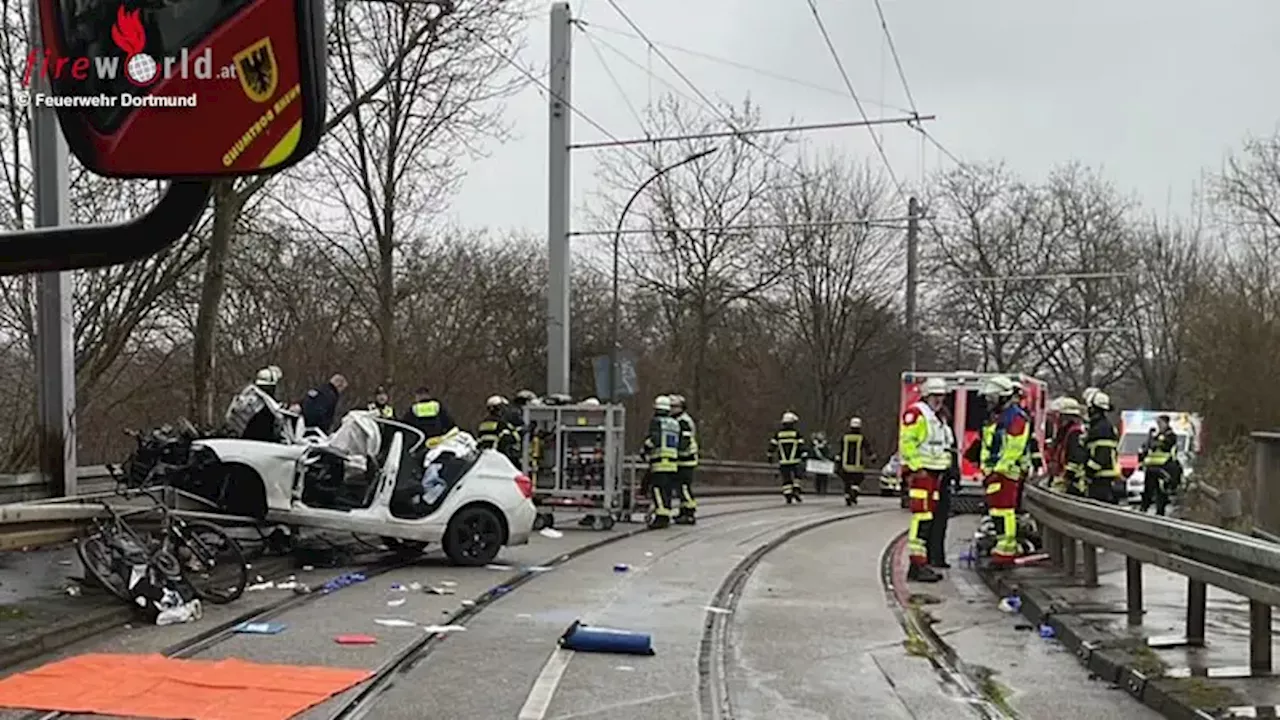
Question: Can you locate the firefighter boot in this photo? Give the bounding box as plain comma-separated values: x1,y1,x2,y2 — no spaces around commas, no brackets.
648,513,670,529
845,483,859,506
674,508,696,525
907,564,942,583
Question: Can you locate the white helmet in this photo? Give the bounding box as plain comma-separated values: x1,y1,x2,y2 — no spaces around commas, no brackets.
849,416,862,429
1048,397,1063,413
582,397,601,406
920,378,948,396
980,375,1015,399
669,394,685,409
781,411,799,424
486,395,507,409
255,366,281,386
1058,397,1083,416
1082,386,1100,405
654,395,672,412
1088,391,1112,411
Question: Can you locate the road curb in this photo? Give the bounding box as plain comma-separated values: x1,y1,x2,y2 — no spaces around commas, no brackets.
976,567,1217,720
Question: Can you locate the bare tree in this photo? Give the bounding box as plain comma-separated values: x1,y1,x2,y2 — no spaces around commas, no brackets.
1121,214,1207,406
1032,164,1136,393
594,95,794,412
923,163,1062,372
189,0,466,422
770,155,900,430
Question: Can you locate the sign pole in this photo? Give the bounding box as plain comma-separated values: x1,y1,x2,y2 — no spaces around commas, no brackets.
30,0,77,497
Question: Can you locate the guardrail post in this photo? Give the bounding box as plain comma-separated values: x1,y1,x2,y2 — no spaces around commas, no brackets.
1252,431,1280,538
1250,600,1272,674
1126,557,1143,625
1063,536,1077,577
1186,579,1206,647
1081,542,1098,588
1044,526,1062,566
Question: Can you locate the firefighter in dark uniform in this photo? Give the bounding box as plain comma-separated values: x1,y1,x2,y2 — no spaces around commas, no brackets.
670,394,699,524
400,386,459,449
1140,414,1180,516
641,395,681,528
769,412,808,504
1082,391,1120,503
840,417,870,506
301,373,348,432
367,385,395,418
477,395,520,465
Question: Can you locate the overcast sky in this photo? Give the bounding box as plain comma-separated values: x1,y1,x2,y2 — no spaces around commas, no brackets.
445,0,1280,241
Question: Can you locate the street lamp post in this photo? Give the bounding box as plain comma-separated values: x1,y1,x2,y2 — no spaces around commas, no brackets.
609,147,717,402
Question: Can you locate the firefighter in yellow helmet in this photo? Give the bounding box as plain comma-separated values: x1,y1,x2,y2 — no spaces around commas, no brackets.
900,378,950,582
840,417,870,506
979,374,1029,567
669,394,699,524
477,395,520,466
641,395,681,529
768,411,808,503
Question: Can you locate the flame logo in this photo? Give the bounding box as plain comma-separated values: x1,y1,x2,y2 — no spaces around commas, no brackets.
110,6,146,55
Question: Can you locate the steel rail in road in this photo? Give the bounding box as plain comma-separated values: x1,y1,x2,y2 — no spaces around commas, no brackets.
1024,481,1278,675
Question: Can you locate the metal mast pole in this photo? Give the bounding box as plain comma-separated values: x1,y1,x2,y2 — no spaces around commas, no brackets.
546,1,572,396
30,0,76,496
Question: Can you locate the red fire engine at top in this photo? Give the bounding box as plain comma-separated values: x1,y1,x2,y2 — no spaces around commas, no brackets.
899,371,1049,513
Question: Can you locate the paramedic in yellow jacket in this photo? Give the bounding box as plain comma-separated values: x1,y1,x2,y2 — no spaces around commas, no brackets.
899,378,951,583
979,375,1029,567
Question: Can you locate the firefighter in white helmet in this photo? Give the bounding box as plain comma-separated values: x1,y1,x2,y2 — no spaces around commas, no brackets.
1049,398,1088,495
768,411,808,503
900,378,951,582
840,417,870,506
669,394,699,524
978,375,1028,567
641,395,681,528
1082,391,1120,503
224,365,286,442
477,396,520,465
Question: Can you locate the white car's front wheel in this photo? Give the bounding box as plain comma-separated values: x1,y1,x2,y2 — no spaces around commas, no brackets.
443,505,506,567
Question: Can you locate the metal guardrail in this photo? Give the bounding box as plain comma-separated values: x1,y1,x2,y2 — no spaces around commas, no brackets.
1026,482,1278,674
0,459,880,506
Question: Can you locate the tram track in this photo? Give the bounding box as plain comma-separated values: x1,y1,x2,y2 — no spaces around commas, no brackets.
324,496,810,720
6,495,791,720
695,506,894,720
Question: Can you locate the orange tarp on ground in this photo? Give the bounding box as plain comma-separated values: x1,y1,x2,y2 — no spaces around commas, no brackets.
0,653,372,720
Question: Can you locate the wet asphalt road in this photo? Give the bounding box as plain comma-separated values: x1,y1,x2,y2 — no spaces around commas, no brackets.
0,496,1168,719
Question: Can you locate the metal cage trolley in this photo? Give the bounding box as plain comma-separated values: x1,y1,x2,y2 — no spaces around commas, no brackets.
521,403,625,531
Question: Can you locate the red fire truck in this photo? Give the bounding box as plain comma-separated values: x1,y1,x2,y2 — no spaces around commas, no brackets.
899,371,1049,513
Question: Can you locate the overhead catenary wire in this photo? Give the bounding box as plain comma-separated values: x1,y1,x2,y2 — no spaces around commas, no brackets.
463,28,650,164
578,20,913,114
872,0,918,116
803,0,907,200
579,31,650,137
598,0,826,185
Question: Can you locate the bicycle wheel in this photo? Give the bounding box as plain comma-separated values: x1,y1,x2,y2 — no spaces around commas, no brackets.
171,521,248,603
76,533,131,601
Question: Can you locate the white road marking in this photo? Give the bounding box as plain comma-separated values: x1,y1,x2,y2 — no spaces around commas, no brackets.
517,647,575,719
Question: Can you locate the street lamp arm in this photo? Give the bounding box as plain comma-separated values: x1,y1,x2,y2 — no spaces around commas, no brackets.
608,146,718,401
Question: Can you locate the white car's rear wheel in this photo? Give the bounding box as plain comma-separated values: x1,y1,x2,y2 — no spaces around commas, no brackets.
443,506,505,567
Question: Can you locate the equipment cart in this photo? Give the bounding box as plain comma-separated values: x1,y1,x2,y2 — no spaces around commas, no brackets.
521,402,625,530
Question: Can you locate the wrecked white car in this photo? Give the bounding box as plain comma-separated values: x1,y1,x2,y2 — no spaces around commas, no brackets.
183,412,536,566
